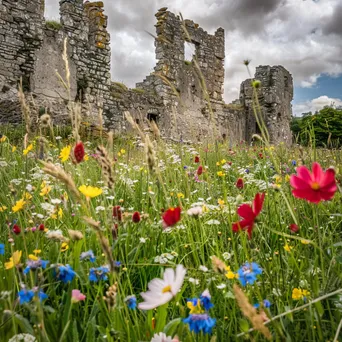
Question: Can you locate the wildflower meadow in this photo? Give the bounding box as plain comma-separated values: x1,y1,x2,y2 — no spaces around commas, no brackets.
0,122,342,341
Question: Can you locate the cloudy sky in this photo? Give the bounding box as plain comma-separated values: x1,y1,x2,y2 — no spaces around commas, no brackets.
45,0,342,115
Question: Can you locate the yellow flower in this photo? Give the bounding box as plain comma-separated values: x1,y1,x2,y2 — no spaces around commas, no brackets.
23,144,33,156
217,171,225,177
5,250,22,270
275,175,282,184
292,288,302,300
58,207,63,218
202,205,209,213
12,199,26,213
78,185,103,198
187,299,204,314
292,288,310,300
59,145,71,162
120,149,126,155
40,182,52,196
24,192,32,200
63,192,69,202
225,266,238,279
84,154,89,161
61,242,69,252
33,249,41,255
177,193,185,199
0,136,6,142
284,244,293,252
28,254,39,261
285,175,290,183
221,159,226,165
170,192,174,197
218,199,225,206
0,205,8,212
301,240,310,245
12,146,17,152
216,162,220,166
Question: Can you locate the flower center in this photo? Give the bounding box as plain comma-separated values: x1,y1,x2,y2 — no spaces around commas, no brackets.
311,182,320,191
162,285,172,293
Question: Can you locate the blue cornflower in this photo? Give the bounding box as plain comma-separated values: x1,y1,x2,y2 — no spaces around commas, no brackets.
245,169,250,174
237,262,262,286
183,313,216,334
18,289,35,305
125,295,137,310
254,299,271,309
89,266,110,282
23,259,49,275
80,250,96,263
37,290,48,302
57,264,76,283
292,160,296,166
0,243,4,255
200,289,214,311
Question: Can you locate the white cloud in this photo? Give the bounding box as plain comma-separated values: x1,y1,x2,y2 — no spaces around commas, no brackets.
44,0,342,103
293,95,342,115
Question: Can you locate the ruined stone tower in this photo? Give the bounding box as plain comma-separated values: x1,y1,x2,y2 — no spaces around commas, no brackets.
0,2,294,145
240,66,294,145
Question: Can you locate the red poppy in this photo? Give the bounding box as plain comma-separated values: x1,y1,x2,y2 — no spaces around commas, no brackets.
236,178,244,189
289,223,299,233
74,142,85,163
162,207,181,229
197,165,203,176
112,206,122,221
132,211,141,223
194,156,200,163
232,193,265,239
38,224,45,231
13,224,21,235
290,162,337,204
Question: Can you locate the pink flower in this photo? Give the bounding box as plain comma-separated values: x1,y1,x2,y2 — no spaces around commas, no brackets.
71,289,86,303
290,162,337,203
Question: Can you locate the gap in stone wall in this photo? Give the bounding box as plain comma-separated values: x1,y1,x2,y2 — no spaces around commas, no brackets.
184,41,196,63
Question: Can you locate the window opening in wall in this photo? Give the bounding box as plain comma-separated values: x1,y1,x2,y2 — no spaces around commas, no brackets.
135,118,140,125
184,41,196,63
255,122,262,135
147,113,158,123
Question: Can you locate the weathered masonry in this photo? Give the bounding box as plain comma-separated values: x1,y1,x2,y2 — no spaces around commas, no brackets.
0,1,294,144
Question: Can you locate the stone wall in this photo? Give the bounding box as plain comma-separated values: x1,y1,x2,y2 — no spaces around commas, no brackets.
0,2,294,145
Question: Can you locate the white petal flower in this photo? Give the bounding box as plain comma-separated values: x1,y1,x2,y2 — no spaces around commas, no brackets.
187,206,203,216
138,265,186,310
150,332,179,342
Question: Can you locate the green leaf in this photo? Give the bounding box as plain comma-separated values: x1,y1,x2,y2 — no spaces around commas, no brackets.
13,313,34,335
86,317,96,342
163,318,182,336
72,320,79,341
239,319,250,332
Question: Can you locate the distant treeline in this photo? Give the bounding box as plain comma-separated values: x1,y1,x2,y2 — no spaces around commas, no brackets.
291,107,342,148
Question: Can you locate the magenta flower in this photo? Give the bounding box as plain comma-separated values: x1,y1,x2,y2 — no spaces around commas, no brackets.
71,289,86,303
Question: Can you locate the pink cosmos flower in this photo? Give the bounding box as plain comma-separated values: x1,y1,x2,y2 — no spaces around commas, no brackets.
290,162,337,204
71,289,86,303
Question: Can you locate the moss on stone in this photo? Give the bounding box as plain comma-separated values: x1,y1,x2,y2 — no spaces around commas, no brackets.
45,20,62,31
111,82,128,93
132,88,145,94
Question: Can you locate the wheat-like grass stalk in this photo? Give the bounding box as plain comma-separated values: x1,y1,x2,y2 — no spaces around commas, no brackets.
96,145,114,189
41,162,81,201
233,284,272,340
18,80,31,136
82,216,117,273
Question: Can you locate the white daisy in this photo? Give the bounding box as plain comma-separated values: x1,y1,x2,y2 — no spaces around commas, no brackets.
138,265,186,310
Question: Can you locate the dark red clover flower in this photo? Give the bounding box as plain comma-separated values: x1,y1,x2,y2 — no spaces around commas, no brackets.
194,156,200,163
112,206,122,222
289,224,299,233
132,211,141,223
197,165,203,176
236,178,244,189
13,224,21,235
232,193,265,239
74,142,85,163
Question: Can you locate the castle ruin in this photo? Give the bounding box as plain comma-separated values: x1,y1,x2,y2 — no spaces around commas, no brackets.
0,0,293,144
